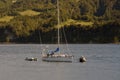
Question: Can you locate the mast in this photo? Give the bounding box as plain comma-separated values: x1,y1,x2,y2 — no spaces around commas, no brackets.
57,0,60,49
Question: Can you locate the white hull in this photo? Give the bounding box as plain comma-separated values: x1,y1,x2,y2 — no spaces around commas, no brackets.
42,57,73,62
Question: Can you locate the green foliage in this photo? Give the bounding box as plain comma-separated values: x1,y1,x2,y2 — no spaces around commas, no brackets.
19,10,40,16
0,16,14,22
0,0,120,43
9,16,39,37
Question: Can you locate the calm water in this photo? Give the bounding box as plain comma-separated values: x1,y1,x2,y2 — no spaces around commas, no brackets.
0,44,120,80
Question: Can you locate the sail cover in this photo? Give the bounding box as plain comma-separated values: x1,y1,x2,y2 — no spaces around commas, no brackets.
54,47,59,52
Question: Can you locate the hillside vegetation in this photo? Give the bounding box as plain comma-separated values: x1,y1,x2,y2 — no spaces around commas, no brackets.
19,10,40,16
0,0,120,43
0,16,14,22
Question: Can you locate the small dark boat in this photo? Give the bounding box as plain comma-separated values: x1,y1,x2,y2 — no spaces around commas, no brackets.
25,57,37,61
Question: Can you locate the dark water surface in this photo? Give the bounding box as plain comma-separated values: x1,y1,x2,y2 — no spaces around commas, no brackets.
0,44,120,80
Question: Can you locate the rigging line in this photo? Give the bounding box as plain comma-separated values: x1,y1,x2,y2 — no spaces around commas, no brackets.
38,30,43,53
62,27,72,55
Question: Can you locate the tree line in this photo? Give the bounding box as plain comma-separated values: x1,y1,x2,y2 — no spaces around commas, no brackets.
0,0,120,43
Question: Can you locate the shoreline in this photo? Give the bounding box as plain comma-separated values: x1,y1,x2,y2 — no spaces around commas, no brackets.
0,42,119,44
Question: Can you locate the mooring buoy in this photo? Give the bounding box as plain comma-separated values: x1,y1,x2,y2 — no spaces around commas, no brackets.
79,56,86,63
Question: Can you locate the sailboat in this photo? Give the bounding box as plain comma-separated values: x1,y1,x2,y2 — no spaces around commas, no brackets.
41,0,74,62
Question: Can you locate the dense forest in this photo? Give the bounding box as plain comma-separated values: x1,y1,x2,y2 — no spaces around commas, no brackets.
0,0,120,43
